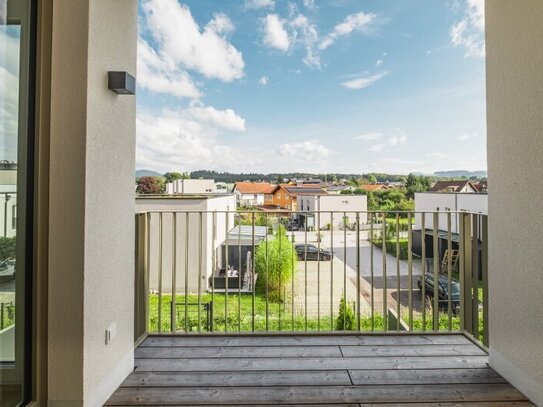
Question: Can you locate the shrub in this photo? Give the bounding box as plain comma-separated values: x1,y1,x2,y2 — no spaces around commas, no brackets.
0,237,16,262
255,225,297,302
335,296,355,331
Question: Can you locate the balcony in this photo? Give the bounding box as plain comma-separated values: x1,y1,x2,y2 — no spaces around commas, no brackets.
107,210,532,405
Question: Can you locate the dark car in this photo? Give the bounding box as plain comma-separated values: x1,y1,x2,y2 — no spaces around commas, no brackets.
417,273,460,311
285,222,300,231
295,244,332,261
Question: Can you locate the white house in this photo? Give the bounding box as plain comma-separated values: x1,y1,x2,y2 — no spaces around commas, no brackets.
165,179,215,194
232,182,275,207
0,167,17,238
296,194,368,230
414,192,487,234
135,194,236,292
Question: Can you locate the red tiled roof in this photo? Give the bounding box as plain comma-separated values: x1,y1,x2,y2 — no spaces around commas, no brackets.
234,182,275,194
360,184,388,192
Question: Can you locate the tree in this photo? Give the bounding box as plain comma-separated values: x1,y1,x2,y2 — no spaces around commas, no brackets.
136,176,165,194
255,225,297,302
405,173,431,198
0,237,16,262
368,175,377,183
335,296,355,331
164,172,187,184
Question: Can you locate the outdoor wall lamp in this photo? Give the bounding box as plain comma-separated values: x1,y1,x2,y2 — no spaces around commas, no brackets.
108,71,136,95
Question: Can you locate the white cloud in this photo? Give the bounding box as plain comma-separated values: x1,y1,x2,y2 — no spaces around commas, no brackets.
354,132,382,141
320,12,376,50
184,105,246,132
259,76,269,85
137,38,202,99
427,152,448,159
245,0,275,10
136,106,247,173
341,71,388,90
278,140,330,161
262,14,291,51
456,132,477,142
368,130,407,152
303,0,315,10
376,59,384,67
142,0,244,82
450,0,485,58
291,14,321,68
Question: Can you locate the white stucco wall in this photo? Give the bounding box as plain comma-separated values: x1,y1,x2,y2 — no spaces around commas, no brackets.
414,192,487,234
297,195,368,229
486,1,543,405
136,195,236,293
48,1,137,406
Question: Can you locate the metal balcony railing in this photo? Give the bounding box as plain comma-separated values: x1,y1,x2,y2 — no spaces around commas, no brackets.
134,210,488,347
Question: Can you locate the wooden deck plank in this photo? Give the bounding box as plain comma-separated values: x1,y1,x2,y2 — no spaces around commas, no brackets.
121,370,352,387
136,345,343,359
340,344,486,357
134,355,490,372
348,368,506,385
105,383,528,405
140,334,472,347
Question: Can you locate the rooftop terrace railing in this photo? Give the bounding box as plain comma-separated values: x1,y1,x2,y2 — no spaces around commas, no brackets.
134,210,488,347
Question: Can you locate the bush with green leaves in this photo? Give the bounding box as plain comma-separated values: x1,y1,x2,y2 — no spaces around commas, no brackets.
0,237,16,263
335,296,356,331
255,225,297,302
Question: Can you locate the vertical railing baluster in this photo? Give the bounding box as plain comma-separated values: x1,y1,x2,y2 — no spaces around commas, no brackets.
471,214,480,340
211,211,216,332
356,212,361,331
370,212,374,331
238,213,242,332
343,212,347,331
265,212,269,331
447,212,453,331
317,211,321,331
253,212,257,332
225,211,229,332
330,212,334,329
290,212,294,332
407,213,413,331
278,213,282,331
396,213,401,333
184,212,189,333
482,215,489,347
304,212,308,331
198,212,203,333
421,213,426,332
459,212,466,332
158,212,163,333
382,213,387,331
171,213,177,333
433,212,440,331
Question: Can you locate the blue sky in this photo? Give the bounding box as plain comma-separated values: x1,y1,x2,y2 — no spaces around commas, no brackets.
136,0,486,175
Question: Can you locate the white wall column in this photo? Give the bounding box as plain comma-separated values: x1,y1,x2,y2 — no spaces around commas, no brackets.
485,1,543,405
47,1,137,405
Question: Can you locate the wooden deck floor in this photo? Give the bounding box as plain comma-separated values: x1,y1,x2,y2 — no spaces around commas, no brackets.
107,334,532,406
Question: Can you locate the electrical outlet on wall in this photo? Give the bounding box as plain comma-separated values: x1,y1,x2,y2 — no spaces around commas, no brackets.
105,323,117,345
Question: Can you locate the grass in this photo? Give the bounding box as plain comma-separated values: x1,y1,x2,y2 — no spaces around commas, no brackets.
372,238,409,260
148,293,484,341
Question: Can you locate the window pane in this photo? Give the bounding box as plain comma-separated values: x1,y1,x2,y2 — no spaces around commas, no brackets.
1,0,32,404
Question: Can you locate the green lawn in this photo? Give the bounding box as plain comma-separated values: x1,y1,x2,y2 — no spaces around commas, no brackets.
372,238,409,260
148,293,483,340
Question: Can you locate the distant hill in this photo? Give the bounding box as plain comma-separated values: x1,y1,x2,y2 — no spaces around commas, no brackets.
434,170,487,178
136,169,163,178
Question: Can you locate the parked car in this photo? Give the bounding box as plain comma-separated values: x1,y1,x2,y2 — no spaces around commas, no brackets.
417,273,460,311
285,222,300,231
295,244,332,261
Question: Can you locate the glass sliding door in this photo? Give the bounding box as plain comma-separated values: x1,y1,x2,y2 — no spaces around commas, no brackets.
0,0,35,405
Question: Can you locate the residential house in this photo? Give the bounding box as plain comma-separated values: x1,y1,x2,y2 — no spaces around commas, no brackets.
270,184,324,210
297,194,368,229
165,178,215,194
135,194,236,292
0,164,17,238
474,180,488,192
324,185,354,195
232,182,275,206
359,183,389,193
429,180,478,193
